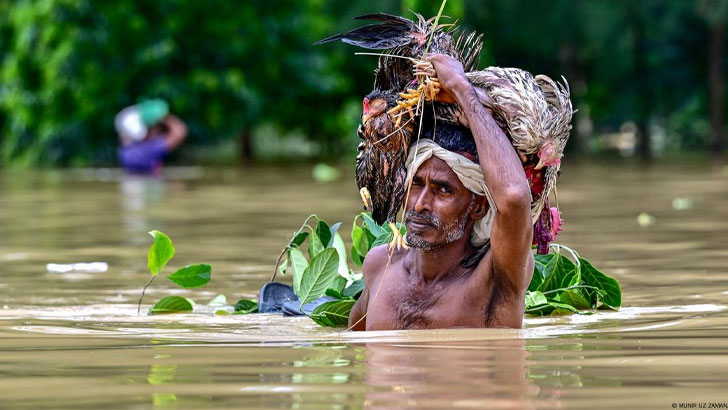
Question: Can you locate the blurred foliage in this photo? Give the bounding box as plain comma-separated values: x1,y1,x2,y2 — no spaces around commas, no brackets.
0,0,726,167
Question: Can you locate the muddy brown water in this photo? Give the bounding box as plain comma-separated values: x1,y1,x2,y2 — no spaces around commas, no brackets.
1,162,727,409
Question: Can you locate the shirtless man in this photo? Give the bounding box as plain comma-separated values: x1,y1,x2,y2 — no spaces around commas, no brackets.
349,54,534,330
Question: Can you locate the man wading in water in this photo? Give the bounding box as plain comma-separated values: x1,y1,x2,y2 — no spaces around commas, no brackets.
349,55,534,330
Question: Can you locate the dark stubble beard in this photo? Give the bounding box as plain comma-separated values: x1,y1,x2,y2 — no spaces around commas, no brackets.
405,196,475,251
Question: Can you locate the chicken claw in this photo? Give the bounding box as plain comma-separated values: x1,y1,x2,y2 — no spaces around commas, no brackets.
360,187,373,211
387,222,409,251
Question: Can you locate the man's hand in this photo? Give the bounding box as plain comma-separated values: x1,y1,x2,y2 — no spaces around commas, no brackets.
161,113,187,151
426,54,472,101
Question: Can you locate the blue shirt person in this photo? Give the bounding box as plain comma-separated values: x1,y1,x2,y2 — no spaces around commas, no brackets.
116,99,187,174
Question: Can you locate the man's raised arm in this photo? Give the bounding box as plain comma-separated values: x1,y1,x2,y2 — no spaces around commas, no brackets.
428,54,533,293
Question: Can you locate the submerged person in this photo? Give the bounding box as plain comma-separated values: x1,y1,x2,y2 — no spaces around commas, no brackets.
115,99,187,175
349,54,534,330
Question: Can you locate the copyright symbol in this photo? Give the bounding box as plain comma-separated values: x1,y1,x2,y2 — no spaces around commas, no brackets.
672,404,677,408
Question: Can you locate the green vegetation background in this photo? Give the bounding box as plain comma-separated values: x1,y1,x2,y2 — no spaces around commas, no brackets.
0,0,726,167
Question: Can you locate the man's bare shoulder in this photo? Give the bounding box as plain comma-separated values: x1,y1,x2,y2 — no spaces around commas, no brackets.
361,244,389,281
361,244,407,281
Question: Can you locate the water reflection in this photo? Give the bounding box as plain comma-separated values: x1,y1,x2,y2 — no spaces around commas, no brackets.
362,340,547,409
147,362,179,407
120,175,166,213
119,175,168,240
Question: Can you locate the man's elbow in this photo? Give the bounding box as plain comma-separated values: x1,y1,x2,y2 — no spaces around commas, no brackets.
177,124,188,139
499,185,531,217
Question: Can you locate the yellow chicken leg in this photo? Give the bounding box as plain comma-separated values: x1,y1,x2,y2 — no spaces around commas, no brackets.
387,222,409,250
359,187,373,211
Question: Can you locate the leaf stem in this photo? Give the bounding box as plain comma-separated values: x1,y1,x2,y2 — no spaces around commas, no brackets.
270,248,288,283
137,275,156,315
541,284,599,296
270,214,318,282
550,243,581,271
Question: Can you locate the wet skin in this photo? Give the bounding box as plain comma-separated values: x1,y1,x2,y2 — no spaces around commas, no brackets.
349,54,534,330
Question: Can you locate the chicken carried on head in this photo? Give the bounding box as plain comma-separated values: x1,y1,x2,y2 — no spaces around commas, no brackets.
318,13,574,253
463,67,573,239
354,88,415,250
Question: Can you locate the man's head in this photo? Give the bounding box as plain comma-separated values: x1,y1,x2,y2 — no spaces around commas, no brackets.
404,124,490,251
424,123,479,162
115,99,169,145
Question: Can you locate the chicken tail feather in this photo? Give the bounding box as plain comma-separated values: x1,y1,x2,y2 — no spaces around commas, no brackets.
315,14,418,49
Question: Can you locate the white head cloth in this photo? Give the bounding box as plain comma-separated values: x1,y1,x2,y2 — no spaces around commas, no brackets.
404,139,497,247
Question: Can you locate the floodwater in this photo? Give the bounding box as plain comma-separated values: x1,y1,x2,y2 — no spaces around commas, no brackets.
1,161,727,409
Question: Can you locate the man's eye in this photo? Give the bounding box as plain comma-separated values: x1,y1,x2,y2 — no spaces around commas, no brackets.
412,178,423,186
439,186,451,194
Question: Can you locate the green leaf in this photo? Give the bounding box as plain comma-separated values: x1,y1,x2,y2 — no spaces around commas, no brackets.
524,291,548,309
328,222,342,247
278,258,288,276
290,231,309,248
288,247,308,295
298,248,339,306
579,286,600,307
351,225,369,263
207,294,227,306
308,231,325,260
579,258,621,308
342,279,365,299
371,233,391,248
310,312,336,327
546,301,580,315
534,253,555,279
325,288,344,299
538,253,578,293
331,232,351,280
526,300,579,316
310,299,356,327
234,299,259,314
316,220,332,250
168,263,212,288
557,290,592,309
361,213,387,238
364,230,378,250
147,230,175,275
328,276,347,294
149,296,194,315
528,257,544,291
350,245,364,266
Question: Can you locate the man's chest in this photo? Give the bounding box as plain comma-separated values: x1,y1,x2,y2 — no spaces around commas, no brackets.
365,272,491,330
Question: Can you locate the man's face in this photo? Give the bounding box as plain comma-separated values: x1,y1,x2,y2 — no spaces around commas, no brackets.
405,157,478,250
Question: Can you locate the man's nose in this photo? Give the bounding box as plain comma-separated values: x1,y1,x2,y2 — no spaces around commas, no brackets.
413,186,431,213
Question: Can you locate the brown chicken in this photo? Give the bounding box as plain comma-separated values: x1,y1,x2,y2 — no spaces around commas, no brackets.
355,89,414,225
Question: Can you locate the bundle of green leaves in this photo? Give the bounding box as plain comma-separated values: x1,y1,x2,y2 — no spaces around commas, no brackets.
525,245,621,315
273,215,370,326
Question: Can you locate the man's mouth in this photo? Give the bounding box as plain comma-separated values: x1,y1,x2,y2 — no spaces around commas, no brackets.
404,211,439,230
406,219,433,230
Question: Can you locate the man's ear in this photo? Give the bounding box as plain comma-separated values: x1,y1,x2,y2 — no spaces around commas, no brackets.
470,195,489,221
